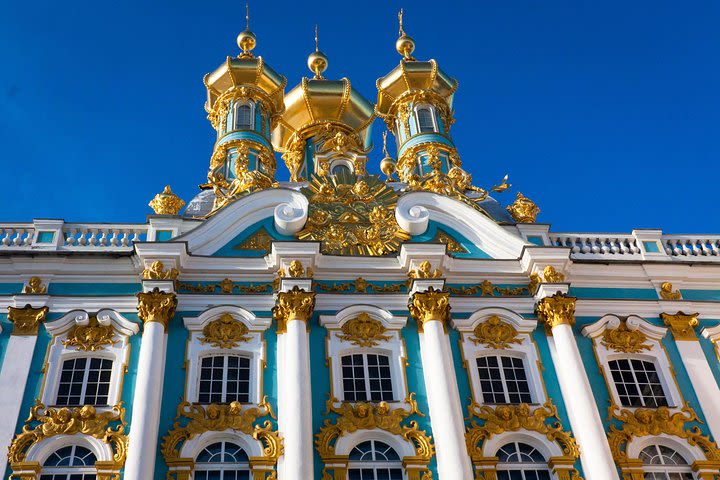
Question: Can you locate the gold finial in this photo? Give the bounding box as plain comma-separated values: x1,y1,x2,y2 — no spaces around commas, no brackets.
307,24,328,79
149,185,185,215
396,8,416,61
237,3,257,58
380,131,397,182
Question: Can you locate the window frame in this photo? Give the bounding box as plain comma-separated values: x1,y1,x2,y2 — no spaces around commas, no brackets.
495,441,552,480
639,444,695,479
42,310,138,410
414,105,438,134
320,306,408,407
582,315,683,411
455,308,546,406
475,353,534,405
340,352,396,403
184,307,271,405
232,101,255,131
197,353,253,404
193,440,251,479
55,356,114,407
347,439,405,480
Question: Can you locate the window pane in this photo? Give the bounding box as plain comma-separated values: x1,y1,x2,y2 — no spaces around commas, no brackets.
57,358,112,406
609,359,668,407
199,355,251,404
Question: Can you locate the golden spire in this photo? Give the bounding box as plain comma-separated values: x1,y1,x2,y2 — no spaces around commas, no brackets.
237,3,257,58
396,8,416,61
307,24,328,79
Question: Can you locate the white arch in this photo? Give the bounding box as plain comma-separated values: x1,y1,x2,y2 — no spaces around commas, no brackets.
179,429,265,460
334,429,416,459
626,434,706,464
320,304,406,330
461,307,538,334
482,431,564,461
25,434,113,466
396,192,528,259
183,305,269,331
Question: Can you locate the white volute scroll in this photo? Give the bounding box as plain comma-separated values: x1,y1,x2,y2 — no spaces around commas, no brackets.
273,196,309,235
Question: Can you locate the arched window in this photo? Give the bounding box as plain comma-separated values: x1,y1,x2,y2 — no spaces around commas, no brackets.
477,355,532,404
234,104,253,130
341,353,394,402
331,163,351,177
194,441,251,480
40,445,97,480
198,355,251,404
639,445,694,480
608,359,669,408
496,442,551,480
348,440,403,480
56,357,113,406
416,107,435,133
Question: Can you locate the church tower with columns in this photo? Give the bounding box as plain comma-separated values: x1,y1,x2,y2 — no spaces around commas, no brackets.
0,9,719,480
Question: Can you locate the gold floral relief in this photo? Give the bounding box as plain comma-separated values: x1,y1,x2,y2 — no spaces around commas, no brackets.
149,185,185,215
470,316,522,350
22,276,46,294
447,280,529,297
199,313,251,348
408,261,443,280
62,316,118,351
234,227,274,252
600,320,651,353
434,229,467,254
272,286,316,334
506,192,540,223
335,313,392,347
141,260,179,280
536,294,576,329
408,287,451,332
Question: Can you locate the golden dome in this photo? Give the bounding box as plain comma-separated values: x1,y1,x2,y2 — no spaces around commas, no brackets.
272,77,375,150
375,59,458,117
204,56,287,116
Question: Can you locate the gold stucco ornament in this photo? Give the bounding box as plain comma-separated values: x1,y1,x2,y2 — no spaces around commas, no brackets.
659,281,682,300
272,286,316,334
62,315,118,351
542,265,565,283
661,311,699,341
408,287,451,332
199,313,251,348
137,288,177,331
162,398,282,472
316,394,434,479
335,312,391,347
8,402,127,468
506,192,540,223
141,260,179,280
22,276,46,294
8,304,48,336
408,261,443,280
536,293,576,329
470,315,522,349
600,319,652,354
297,173,410,256
149,185,185,215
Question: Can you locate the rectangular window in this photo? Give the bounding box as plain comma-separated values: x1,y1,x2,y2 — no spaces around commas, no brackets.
198,355,251,404
56,357,112,406
477,356,532,404
609,358,669,408
341,353,394,402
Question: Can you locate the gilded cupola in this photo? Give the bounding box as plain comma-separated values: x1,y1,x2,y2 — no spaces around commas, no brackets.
272,27,375,182
202,12,287,214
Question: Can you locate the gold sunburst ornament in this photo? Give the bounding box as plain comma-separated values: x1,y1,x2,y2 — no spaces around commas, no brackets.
297,173,410,256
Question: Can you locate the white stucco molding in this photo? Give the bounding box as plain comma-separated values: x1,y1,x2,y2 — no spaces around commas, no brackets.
519,246,572,278
334,429,416,458
25,434,114,465
581,314,667,342
701,323,720,343
319,304,406,331
179,429,265,460
396,192,529,259
453,306,537,333
171,188,308,256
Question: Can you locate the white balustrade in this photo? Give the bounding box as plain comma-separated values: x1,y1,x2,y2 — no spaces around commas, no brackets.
549,234,641,257
0,223,147,251
0,225,34,248
662,236,720,257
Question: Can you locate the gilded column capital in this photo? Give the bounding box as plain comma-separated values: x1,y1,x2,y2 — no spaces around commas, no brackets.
8,304,49,336
661,312,699,341
408,286,450,333
136,288,177,332
272,285,316,334
536,294,576,329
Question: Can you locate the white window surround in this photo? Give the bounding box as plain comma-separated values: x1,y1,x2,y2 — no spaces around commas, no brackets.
179,430,266,460
25,434,113,466
42,310,139,409
453,307,545,406
625,434,705,465
581,314,683,410
320,305,408,406
334,429,416,459
413,104,438,133
183,306,271,405
232,101,255,131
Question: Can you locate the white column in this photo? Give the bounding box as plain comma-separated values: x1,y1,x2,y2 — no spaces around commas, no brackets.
419,320,474,479
274,284,315,480
124,286,176,480
0,303,48,479
410,286,473,479
538,294,619,480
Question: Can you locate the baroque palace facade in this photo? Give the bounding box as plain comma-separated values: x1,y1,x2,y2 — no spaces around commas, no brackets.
1,13,720,480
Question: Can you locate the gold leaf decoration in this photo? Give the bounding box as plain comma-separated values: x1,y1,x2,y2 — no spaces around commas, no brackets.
447,280,529,297
336,313,391,347
470,316,522,349
234,227,273,252
141,260,179,280
297,174,410,256
8,402,127,467
316,277,403,293
408,261,443,279
62,316,118,351
601,320,651,353
434,229,467,254
22,276,46,294
149,185,185,215
542,266,565,283
506,192,540,223
199,314,251,348
8,305,48,336
659,282,682,300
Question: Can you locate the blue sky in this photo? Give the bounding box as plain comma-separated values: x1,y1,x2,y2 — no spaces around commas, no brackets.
1,1,718,233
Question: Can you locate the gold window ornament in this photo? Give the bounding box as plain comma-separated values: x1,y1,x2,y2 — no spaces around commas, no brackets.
469,315,522,350
600,319,652,354
199,313,251,348
62,315,118,352
335,312,392,347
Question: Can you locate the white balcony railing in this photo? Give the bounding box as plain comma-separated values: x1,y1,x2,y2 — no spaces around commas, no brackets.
0,222,147,251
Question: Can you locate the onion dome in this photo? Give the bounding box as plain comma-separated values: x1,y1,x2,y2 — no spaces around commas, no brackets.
273,26,374,181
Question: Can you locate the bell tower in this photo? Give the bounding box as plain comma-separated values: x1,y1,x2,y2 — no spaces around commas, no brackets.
203,10,287,213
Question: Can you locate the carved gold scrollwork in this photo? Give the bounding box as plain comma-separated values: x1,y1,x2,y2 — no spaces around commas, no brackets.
336,313,391,347
234,227,274,252
199,313,251,348
8,304,48,336
434,229,467,254
470,316,522,350
408,287,450,333
541,266,565,283
536,294,576,329
137,288,177,331
659,282,682,300
601,320,652,354
62,316,118,351
447,280,529,297
407,261,443,280
8,402,128,473
465,401,580,463
149,185,185,215
141,261,179,280
161,397,282,476
607,403,720,463
661,312,699,341
272,286,316,334
316,394,434,478
506,192,540,223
